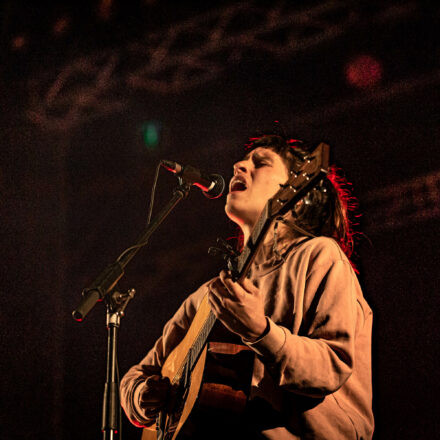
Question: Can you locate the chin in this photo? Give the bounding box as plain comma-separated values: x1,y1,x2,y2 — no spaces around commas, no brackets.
225,201,261,229
225,199,246,226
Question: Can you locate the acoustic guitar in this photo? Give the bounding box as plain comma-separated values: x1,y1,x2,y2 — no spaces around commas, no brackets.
142,143,330,440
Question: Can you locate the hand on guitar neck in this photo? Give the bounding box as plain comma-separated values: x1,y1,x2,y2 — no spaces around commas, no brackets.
208,270,269,343
138,267,267,422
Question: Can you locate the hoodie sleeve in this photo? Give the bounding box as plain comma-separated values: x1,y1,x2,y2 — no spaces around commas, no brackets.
119,283,206,427
244,258,360,397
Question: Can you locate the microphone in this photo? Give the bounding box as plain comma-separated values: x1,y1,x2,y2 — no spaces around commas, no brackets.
161,160,225,199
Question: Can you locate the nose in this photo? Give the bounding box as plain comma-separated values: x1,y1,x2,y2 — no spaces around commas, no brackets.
233,159,249,175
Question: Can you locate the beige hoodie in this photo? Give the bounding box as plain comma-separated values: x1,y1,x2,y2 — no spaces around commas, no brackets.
120,222,374,439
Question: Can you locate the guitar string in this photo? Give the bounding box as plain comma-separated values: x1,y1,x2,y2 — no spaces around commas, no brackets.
172,310,217,386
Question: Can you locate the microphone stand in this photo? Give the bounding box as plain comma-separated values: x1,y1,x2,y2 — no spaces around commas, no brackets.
102,288,135,440
72,179,191,440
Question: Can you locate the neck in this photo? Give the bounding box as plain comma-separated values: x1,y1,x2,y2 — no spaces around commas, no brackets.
241,224,252,247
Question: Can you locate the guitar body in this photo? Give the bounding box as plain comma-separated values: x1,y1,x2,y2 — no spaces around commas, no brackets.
142,294,211,440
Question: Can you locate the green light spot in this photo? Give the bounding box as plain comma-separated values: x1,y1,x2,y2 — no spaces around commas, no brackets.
141,122,161,149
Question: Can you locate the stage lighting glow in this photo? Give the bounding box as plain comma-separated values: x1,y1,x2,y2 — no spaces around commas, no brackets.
345,55,383,89
53,17,70,36
141,121,161,150
11,35,27,50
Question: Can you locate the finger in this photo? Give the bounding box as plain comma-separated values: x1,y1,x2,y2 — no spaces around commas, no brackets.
208,293,241,334
223,272,257,296
209,290,235,321
209,278,231,301
240,276,259,294
140,383,169,407
218,274,235,293
145,375,161,385
219,269,232,286
221,276,248,299
219,269,245,288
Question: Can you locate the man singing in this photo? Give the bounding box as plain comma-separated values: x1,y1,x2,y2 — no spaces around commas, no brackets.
120,134,374,439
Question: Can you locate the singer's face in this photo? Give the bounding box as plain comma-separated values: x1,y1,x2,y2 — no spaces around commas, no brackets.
225,147,289,228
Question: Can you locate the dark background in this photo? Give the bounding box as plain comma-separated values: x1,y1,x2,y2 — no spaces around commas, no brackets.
1,1,439,439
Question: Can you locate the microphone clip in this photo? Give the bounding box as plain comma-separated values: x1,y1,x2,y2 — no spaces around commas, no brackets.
161,160,225,199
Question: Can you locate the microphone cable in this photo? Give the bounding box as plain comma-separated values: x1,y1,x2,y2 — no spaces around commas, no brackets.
116,160,163,263
147,160,162,226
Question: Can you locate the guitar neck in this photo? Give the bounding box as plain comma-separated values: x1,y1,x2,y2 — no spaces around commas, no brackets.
231,204,272,282
178,309,217,381
182,214,272,375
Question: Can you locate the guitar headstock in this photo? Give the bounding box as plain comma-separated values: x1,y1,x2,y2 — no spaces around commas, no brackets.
268,142,330,218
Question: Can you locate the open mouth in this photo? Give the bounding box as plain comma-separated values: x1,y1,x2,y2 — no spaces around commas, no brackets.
230,179,247,192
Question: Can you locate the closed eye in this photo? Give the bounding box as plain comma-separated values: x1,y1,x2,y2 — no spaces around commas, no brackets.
254,159,271,168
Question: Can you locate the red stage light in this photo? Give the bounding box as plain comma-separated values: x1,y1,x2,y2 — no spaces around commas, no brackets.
11,35,27,50
53,17,70,36
345,55,383,89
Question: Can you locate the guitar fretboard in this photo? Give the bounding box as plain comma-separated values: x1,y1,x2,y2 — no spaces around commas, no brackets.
175,309,217,385
234,203,271,280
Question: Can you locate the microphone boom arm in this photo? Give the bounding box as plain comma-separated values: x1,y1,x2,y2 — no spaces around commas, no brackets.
72,180,191,321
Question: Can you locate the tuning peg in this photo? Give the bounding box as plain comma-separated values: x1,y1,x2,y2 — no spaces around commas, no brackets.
304,193,311,204
291,150,309,161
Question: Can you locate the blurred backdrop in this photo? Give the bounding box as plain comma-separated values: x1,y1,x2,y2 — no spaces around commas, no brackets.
1,1,439,439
